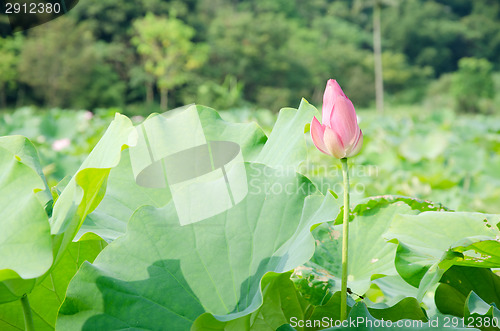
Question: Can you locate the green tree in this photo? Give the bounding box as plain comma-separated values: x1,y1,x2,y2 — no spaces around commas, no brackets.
129,65,156,105
68,0,171,42
203,3,375,108
204,9,305,109
132,13,207,110
461,0,500,67
18,17,97,107
382,0,468,75
305,11,372,106
451,57,494,113
0,34,22,109
353,0,398,113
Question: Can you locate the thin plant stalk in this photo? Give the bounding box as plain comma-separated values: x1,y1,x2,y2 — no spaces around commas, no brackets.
340,157,350,320
20,294,35,331
373,0,384,113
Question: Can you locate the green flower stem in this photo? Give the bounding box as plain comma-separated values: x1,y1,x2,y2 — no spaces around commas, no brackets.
340,157,350,321
20,294,35,331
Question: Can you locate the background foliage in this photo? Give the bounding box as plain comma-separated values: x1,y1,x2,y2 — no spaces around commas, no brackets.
1,0,500,113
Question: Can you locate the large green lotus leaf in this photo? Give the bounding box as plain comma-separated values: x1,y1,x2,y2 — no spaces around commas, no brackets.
78,102,315,242
309,202,420,296
332,195,449,225
364,297,427,322
77,106,268,242
0,240,105,330
435,266,500,318
196,106,268,162
0,136,51,199
464,291,500,330
371,274,420,307
351,195,450,214
1,113,133,312
451,239,500,268
302,196,447,308
0,142,51,302
50,113,135,263
192,272,310,331
299,292,426,329
291,265,336,306
194,276,426,331
255,99,318,169
74,149,171,242
57,164,341,330
385,212,500,300
303,291,355,329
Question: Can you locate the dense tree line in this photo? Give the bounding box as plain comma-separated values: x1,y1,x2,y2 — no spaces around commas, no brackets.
0,0,499,112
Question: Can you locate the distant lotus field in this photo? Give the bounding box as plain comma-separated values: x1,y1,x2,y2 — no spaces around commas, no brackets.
2,106,498,213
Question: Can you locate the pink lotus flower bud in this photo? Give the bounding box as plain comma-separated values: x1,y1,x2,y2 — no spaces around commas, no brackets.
310,79,363,159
